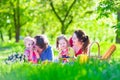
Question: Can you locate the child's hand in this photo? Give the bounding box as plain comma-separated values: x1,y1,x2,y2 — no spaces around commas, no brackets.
66,53,70,57
58,54,62,59
29,47,33,51
34,49,40,59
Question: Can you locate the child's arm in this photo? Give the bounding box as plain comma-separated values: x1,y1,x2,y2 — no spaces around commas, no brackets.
68,47,75,57
24,50,29,57
34,49,40,59
29,50,33,60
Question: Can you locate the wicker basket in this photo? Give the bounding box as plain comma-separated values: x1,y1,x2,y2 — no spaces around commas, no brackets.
88,41,101,59
88,41,116,60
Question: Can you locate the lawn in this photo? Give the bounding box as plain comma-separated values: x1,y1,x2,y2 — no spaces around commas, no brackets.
0,58,120,80
0,40,120,80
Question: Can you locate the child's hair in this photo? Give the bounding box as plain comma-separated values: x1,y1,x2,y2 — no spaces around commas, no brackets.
74,30,90,53
24,36,35,46
56,35,69,49
34,35,48,50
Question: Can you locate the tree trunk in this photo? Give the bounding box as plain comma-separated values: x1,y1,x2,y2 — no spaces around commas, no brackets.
116,11,120,43
116,34,120,43
8,29,12,40
13,0,20,42
16,0,20,42
61,23,65,34
15,26,20,42
41,25,46,34
0,31,4,41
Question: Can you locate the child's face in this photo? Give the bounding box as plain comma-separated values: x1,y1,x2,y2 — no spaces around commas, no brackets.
35,45,43,53
25,40,34,49
58,39,68,50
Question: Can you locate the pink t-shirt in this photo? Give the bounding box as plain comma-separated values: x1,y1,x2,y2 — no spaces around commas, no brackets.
61,48,68,56
24,49,38,64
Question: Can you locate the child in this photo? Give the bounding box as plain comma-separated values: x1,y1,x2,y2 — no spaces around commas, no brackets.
56,35,75,63
24,36,39,64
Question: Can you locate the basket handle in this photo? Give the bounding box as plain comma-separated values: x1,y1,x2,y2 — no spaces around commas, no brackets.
88,41,100,58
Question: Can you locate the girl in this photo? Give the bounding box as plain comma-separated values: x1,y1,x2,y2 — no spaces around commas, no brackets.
56,35,75,63
69,29,90,57
24,36,39,64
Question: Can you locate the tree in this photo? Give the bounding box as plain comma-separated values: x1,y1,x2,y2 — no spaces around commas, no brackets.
0,30,4,41
0,0,22,42
97,0,120,43
49,0,76,34
0,0,33,42
0,13,5,41
0,0,97,42
10,0,21,42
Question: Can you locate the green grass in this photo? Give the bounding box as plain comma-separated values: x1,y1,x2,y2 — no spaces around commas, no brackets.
0,58,120,80
0,41,120,80
0,40,24,60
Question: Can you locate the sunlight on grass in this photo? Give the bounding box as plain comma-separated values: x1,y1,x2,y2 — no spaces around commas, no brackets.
0,59,120,80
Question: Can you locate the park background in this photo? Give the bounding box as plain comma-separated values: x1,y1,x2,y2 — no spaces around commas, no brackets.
0,0,120,80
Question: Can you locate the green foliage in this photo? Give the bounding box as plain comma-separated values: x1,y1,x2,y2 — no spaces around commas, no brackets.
113,22,120,38
0,0,99,41
97,0,120,42
97,0,120,17
97,0,115,18
0,0,117,43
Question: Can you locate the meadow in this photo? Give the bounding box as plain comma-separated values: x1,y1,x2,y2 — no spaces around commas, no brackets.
0,35,120,80
0,55,120,80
